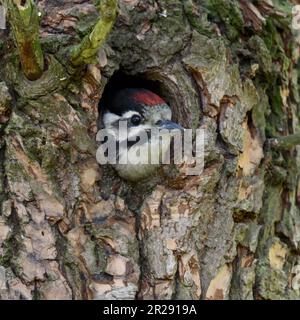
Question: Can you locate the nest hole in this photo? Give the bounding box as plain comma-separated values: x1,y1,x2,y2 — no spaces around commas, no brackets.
98,70,186,127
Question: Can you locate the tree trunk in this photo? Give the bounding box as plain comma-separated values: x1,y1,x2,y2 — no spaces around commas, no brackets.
0,0,299,300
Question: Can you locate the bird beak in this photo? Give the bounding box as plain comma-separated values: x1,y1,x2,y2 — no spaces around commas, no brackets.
156,120,185,131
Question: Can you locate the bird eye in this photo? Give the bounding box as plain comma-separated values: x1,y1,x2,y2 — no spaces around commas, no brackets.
131,115,142,126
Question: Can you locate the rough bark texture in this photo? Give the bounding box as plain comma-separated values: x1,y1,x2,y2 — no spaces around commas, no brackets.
0,0,300,300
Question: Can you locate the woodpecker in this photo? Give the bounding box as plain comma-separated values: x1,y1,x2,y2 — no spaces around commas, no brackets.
100,88,184,182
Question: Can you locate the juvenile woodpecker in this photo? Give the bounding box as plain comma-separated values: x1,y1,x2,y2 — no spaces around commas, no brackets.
101,88,184,182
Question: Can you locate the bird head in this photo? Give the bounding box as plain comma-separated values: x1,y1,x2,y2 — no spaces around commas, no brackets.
101,88,184,181
103,88,182,136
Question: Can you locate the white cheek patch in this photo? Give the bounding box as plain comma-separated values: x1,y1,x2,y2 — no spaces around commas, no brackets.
116,125,151,142
103,112,120,127
128,124,152,140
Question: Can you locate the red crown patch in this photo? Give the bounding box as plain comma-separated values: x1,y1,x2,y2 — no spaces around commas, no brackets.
132,91,166,107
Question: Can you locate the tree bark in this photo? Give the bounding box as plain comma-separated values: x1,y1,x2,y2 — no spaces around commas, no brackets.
0,0,299,300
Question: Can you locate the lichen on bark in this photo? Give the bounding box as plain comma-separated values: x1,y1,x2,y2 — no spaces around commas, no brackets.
2,0,44,81
70,0,118,66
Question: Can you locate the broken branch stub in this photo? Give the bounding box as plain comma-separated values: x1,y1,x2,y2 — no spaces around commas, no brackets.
70,0,118,67
3,0,44,81
268,133,300,150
